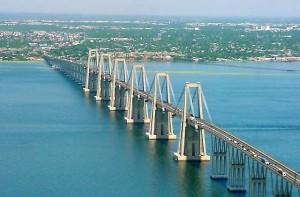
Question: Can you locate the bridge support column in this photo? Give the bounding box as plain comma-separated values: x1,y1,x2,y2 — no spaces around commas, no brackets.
95,53,112,101
227,147,246,191
146,73,176,139
125,65,150,123
75,64,79,84
76,64,83,85
89,71,97,92
248,159,267,197
70,63,75,81
74,63,79,83
83,49,99,92
80,65,86,85
95,79,111,101
211,136,227,179
147,106,176,139
271,173,293,197
73,63,79,83
108,59,128,111
174,82,210,161
125,95,150,123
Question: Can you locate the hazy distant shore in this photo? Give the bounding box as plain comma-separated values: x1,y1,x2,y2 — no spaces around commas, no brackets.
0,60,43,63
2,57,298,64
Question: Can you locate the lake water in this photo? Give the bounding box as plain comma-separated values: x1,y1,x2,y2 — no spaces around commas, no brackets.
0,61,299,197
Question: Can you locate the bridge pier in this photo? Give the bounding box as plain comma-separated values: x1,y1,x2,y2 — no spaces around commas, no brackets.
71,63,77,82
66,62,73,79
147,73,176,139
73,63,78,83
174,82,210,161
227,147,246,191
73,63,80,84
210,136,227,179
108,84,128,111
248,159,267,197
69,62,75,81
125,95,150,123
147,106,176,139
108,59,128,111
61,61,70,77
79,66,86,86
125,65,150,123
95,53,112,101
88,71,97,92
95,79,111,101
44,56,87,85
83,49,99,92
271,173,293,197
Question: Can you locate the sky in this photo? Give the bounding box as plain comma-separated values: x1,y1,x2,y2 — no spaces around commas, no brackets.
0,0,300,17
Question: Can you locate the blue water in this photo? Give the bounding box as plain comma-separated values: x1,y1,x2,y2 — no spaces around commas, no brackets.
0,61,299,197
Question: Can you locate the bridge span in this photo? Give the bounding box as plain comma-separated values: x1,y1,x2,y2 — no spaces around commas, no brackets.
44,50,300,197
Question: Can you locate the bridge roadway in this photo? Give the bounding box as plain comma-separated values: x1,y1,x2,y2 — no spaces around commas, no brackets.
202,121,299,186
105,72,300,188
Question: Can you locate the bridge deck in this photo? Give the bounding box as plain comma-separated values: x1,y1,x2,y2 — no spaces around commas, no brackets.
44,55,300,189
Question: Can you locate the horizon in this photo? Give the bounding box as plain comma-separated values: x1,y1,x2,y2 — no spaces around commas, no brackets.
1,12,300,22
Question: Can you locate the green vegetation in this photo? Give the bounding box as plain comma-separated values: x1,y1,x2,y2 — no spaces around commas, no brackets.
1,16,300,62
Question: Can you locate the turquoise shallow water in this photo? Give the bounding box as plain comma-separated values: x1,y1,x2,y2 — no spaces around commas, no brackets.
0,61,299,197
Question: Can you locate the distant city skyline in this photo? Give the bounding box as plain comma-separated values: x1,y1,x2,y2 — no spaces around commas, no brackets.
1,0,300,17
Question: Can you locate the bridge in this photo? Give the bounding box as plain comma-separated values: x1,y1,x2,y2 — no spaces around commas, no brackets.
44,49,300,197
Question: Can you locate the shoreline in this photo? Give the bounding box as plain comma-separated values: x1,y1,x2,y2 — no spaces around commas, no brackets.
1,59,299,64
0,60,43,63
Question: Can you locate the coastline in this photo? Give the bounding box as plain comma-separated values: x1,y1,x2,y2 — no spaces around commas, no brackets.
1,58,300,64
0,60,43,63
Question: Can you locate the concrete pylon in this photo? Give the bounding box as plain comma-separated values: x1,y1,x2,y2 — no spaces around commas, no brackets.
174,82,210,161
248,159,267,197
271,173,293,197
125,64,150,123
95,53,112,101
84,49,99,92
211,136,228,179
108,58,128,111
146,72,176,139
227,147,246,191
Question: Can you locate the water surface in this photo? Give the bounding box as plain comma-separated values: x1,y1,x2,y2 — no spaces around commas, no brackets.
0,61,299,196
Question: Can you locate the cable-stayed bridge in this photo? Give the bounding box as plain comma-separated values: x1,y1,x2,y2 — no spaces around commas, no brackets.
44,49,300,197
